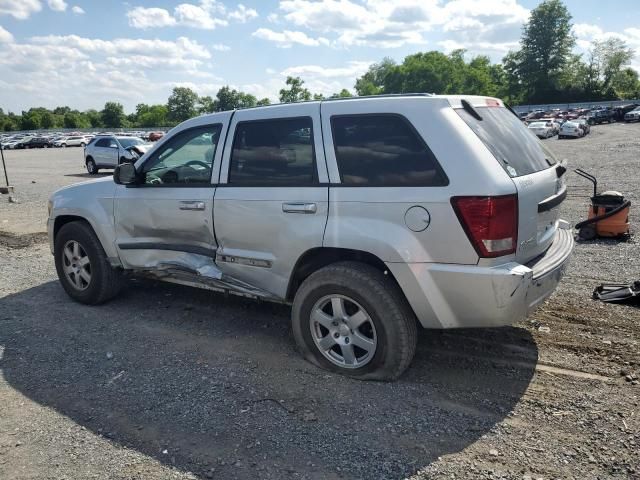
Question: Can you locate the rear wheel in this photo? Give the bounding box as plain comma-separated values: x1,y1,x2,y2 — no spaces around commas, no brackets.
54,221,123,304
292,262,417,381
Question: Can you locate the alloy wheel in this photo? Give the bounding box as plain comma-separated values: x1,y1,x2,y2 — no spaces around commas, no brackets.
62,240,92,290
309,294,377,368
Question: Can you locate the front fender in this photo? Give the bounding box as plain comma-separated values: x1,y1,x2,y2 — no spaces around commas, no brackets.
48,178,118,260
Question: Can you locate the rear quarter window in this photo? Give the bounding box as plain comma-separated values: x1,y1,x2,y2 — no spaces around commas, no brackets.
456,106,557,177
330,114,448,186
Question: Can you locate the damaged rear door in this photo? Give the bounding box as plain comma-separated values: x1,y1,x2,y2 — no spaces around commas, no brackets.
113,115,230,275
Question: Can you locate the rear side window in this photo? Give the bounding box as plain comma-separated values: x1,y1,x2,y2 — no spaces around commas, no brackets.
456,106,557,177
330,114,448,186
229,117,316,186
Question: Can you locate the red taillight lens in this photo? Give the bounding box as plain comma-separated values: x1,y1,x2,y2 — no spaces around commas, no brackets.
451,195,518,258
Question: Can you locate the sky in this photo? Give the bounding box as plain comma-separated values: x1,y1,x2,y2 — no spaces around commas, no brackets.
0,0,639,113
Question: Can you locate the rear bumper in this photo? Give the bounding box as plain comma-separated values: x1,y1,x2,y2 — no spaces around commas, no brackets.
387,224,574,329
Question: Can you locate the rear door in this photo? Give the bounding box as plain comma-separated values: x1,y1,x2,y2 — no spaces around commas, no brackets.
213,103,329,299
455,101,566,263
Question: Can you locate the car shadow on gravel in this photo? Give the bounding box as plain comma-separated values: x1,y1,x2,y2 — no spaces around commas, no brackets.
0,280,538,480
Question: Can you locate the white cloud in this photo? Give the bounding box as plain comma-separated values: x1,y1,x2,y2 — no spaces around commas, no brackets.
279,60,371,97
174,3,227,29
47,0,67,12
0,24,13,43
127,1,255,30
281,61,371,79
263,0,529,52
0,33,218,111
0,0,42,19
228,4,257,22
252,28,329,47
212,43,231,51
127,7,177,29
71,5,83,14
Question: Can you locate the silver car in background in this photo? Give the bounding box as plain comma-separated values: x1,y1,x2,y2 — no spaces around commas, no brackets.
84,136,153,174
48,95,573,380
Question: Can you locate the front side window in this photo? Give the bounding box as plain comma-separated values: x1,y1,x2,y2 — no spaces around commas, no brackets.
141,125,221,186
95,138,111,148
229,117,316,186
331,114,448,186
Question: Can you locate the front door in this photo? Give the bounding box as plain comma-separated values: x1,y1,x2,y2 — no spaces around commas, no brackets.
93,137,118,167
213,104,329,299
114,117,229,273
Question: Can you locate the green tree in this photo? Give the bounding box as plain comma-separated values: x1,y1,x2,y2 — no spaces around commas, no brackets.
137,105,168,127
279,77,311,103
85,109,103,128
21,113,41,130
101,101,125,128
612,67,640,99
256,98,271,106
198,95,216,114
40,112,55,130
515,0,575,102
330,89,352,98
211,86,259,112
63,112,81,128
167,86,199,123
355,57,396,95
592,38,634,95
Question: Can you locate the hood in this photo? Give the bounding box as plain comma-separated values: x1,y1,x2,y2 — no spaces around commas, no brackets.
51,175,115,199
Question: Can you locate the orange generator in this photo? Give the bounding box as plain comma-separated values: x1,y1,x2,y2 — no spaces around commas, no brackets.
575,169,631,240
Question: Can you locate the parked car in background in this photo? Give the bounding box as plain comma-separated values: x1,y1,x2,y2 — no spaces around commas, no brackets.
55,135,90,148
615,104,639,121
624,106,640,122
15,136,52,149
48,94,573,380
0,138,21,149
528,121,556,138
84,136,152,174
538,118,562,133
148,131,165,141
587,108,615,124
558,121,584,139
573,118,590,135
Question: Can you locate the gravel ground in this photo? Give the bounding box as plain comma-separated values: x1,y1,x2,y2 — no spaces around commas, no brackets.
0,126,639,480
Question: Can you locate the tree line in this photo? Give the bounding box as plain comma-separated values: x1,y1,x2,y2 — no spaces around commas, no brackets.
1,0,638,132
0,78,352,131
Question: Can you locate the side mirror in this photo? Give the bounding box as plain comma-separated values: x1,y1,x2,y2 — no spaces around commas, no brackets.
114,163,139,185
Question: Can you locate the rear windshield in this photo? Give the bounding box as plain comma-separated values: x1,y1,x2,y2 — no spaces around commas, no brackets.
456,106,557,178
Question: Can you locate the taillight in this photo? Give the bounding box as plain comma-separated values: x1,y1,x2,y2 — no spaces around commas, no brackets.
451,195,518,258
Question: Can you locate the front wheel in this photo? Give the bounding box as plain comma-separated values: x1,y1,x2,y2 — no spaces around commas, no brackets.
54,221,123,304
86,158,98,175
292,262,417,381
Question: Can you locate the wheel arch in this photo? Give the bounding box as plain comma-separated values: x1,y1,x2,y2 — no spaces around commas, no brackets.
286,247,401,302
53,215,92,240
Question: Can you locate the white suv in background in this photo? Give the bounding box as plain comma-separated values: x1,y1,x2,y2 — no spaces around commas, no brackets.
55,135,90,148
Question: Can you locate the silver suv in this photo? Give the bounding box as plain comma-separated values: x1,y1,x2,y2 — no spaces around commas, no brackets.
84,136,152,174
47,95,573,380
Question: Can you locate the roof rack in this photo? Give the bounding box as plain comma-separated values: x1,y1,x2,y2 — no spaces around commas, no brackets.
236,92,435,111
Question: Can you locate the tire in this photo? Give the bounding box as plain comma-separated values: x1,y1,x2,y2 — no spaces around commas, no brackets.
61,144,67,148
54,221,123,305
86,157,98,175
80,142,86,147
43,144,48,148
291,261,418,381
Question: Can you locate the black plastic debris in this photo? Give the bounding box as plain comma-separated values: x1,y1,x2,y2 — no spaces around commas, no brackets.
593,281,640,304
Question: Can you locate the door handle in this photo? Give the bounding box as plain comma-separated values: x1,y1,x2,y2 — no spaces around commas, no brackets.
282,202,317,214
179,201,206,211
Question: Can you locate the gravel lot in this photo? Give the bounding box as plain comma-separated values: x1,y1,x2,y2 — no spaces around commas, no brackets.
1,126,639,480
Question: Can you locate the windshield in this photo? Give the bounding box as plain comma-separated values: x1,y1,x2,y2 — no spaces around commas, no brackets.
118,137,144,148
456,106,557,178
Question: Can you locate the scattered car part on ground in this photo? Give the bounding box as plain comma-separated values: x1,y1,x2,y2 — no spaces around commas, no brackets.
593,280,640,303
